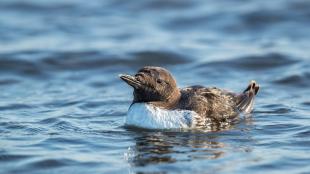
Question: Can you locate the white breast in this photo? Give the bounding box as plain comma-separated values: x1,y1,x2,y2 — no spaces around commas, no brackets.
125,103,198,129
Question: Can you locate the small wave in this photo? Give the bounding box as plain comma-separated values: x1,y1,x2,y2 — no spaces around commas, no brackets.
0,79,20,86
41,137,88,145
140,0,194,10
255,104,293,114
51,120,83,132
262,123,304,132
40,50,190,71
162,13,215,31
11,158,101,174
38,117,60,124
0,51,126,74
41,51,110,70
0,122,26,130
78,101,108,109
43,100,81,108
201,53,298,71
0,1,77,13
263,108,292,114
87,81,107,88
240,10,288,30
101,110,126,117
4,123,27,130
107,0,194,13
301,101,310,106
0,51,294,77
28,158,76,169
294,129,310,138
131,50,191,66
0,54,47,78
273,72,310,87
0,154,33,162
0,104,33,111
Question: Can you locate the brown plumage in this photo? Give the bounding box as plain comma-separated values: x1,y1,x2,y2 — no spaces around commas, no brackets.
120,66,259,127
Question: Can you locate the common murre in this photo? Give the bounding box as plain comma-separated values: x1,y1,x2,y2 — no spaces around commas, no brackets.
120,66,259,129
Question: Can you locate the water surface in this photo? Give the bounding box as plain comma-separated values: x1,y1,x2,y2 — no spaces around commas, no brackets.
0,0,310,173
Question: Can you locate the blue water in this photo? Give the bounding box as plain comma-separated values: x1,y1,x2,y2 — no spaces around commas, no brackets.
0,0,310,173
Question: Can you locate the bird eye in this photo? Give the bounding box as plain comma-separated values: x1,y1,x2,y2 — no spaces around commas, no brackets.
156,79,162,84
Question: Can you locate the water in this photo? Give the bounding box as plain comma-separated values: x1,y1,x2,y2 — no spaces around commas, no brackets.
0,0,310,173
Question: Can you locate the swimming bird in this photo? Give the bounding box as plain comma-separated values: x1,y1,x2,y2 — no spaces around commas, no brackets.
119,66,259,129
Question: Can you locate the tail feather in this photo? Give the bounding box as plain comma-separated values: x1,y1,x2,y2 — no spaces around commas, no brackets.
237,80,259,113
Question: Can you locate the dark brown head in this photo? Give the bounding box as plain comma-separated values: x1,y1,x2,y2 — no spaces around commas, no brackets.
119,66,180,107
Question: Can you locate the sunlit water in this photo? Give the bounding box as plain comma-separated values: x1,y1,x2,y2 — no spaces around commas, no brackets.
0,0,310,173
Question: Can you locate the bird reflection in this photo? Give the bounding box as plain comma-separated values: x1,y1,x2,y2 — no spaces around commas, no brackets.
125,118,254,168
126,130,226,167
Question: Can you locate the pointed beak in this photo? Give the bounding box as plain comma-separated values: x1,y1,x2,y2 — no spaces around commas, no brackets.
119,74,142,89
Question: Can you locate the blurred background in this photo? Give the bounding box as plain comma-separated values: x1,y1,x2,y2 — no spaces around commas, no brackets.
0,0,309,174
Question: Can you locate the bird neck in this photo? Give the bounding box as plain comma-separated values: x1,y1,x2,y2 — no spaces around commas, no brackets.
149,88,181,109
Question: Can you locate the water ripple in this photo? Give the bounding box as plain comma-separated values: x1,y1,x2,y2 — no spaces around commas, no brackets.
293,128,310,138
0,79,20,86
30,159,74,168
19,50,191,72
273,72,310,87
0,154,33,162
0,56,46,77
0,104,33,111
201,53,298,71
0,1,77,13
0,0,310,174
130,51,191,66
38,117,60,125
